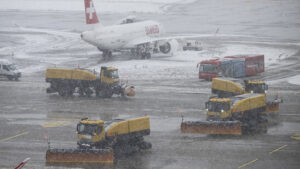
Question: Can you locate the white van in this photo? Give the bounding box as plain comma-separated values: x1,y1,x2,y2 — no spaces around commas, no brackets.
0,59,21,80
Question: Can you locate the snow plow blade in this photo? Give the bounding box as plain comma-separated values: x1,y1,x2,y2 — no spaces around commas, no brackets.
181,121,242,135
124,86,135,97
46,148,114,166
265,99,281,114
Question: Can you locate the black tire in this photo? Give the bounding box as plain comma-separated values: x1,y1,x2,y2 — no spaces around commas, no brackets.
58,85,73,97
7,76,13,80
99,87,113,98
146,53,151,59
58,87,67,96
79,88,85,96
68,87,75,96
138,141,152,150
85,88,93,97
141,53,146,59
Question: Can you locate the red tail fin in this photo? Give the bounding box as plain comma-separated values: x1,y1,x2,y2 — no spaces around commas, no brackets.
84,0,99,24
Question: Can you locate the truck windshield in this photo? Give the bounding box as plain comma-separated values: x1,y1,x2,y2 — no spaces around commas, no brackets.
3,64,17,71
199,64,217,73
207,101,230,112
111,70,119,79
245,83,267,93
7,64,17,71
77,123,97,135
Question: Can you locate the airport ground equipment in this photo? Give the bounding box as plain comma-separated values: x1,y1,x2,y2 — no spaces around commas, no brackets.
182,40,202,51
211,78,268,97
45,66,135,97
0,59,21,80
211,78,282,115
181,93,268,135
46,116,152,165
198,54,264,80
198,58,221,80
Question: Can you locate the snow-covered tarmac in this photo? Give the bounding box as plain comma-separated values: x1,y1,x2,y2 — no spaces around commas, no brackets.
0,0,300,168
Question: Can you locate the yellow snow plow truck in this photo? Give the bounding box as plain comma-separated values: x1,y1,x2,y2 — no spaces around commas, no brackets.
211,78,268,97
45,66,135,97
181,93,268,135
211,78,282,114
46,116,151,166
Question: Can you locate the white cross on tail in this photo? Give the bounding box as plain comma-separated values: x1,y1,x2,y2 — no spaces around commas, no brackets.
86,1,95,20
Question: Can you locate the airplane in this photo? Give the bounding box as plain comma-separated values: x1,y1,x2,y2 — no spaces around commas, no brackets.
80,0,178,59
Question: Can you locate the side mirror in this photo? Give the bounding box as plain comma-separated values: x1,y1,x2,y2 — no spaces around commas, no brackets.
76,124,79,132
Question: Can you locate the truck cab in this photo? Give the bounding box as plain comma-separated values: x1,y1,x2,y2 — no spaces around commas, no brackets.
198,59,221,80
77,118,106,148
244,80,268,94
0,59,21,80
206,98,231,120
100,66,119,85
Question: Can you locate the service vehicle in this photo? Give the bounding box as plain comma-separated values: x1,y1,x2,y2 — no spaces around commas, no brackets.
224,54,264,77
211,78,282,115
46,116,151,165
181,93,268,135
45,66,135,98
211,78,268,97
198,54,264,80
0,59,21,81
182,40,202,51
198,58,221,80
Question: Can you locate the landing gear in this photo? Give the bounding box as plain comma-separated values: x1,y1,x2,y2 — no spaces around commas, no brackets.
131,43,152,59
99,48,112,60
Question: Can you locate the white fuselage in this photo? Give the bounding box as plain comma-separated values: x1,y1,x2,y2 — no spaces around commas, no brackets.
81,20,163,50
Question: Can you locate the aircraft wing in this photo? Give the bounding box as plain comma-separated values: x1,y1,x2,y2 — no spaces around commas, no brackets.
124,35,198,48
124,33,252,48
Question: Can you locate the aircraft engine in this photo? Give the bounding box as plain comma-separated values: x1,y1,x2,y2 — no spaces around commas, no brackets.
158,39,178,54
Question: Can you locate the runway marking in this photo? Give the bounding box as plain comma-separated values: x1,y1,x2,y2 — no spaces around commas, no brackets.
290,133,300,140
269,145,287,154
238,158,258,169
0,131,29,143
41,121,71,128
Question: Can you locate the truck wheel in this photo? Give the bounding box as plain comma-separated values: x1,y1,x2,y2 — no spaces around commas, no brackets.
79,88,85,96
99,88,113,98
139,141,152,150
146,53,151,59
7,76,13,80
58,85,72,97
58,87,67,96
141,53,146,60
68,88,74,96
85,88,93,97
105,90,113,98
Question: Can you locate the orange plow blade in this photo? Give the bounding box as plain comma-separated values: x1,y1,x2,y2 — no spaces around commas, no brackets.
46,148,114,167
181,121,242,135
265,102,279,114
